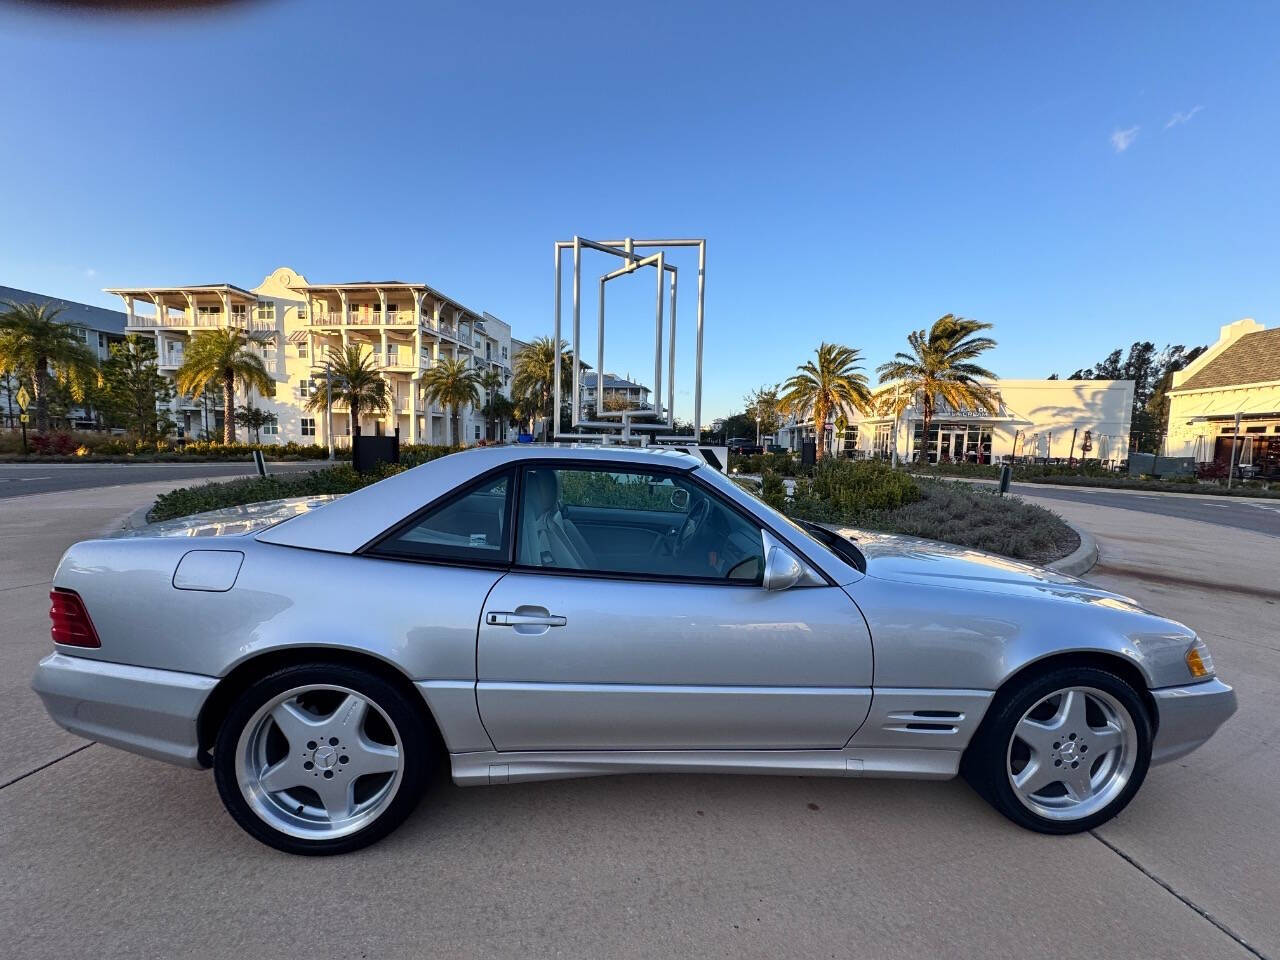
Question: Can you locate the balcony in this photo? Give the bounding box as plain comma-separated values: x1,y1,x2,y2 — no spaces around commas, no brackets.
308,312,415,327
127,314,276,333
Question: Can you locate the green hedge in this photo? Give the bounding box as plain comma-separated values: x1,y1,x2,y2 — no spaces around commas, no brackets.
148,446,462,522
788,459,921,520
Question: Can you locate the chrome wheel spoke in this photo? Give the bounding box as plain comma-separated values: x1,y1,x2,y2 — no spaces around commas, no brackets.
1015,716,1059,754
259,758,305,794
1055,689,1088,735
327,693,369,736
270,700,323,746
313,774,355,821
1012,758,1058,796
1089,722,1123,756
1062,762,1094,802
347,737,400,778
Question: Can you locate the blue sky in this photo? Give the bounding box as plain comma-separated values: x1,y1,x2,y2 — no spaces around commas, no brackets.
3,1,1279,421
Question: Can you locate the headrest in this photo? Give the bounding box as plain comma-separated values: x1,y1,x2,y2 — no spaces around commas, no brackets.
524,469,559,516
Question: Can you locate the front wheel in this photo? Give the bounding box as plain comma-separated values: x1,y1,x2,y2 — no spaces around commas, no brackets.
213,663,432,855
963,666,1152,834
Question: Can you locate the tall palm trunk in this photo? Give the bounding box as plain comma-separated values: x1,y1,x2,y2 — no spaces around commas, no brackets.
920,394,934,463
350,398,360,440
222,371,236,443
33,355,49,432
450,403,459,445
813,399,829,461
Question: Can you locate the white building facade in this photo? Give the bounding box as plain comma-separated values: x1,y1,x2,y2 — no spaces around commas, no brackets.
1164,318,1280,478
778,378,1134,465
107,267,513,446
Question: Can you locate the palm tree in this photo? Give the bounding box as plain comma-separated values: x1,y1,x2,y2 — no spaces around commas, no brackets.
423,356,481,445
511,336,574,439
176,328,275,443
304,344,389,440
779,343,873,460
0,301,99,432
477,368,505,440
875,314,999,463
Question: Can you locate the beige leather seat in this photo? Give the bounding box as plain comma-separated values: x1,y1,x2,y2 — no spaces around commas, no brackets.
518,469,599,569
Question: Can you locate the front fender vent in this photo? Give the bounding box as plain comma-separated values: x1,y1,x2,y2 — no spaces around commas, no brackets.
884,709,964,735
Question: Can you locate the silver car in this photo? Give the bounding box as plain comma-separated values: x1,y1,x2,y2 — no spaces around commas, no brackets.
33,445,1236,855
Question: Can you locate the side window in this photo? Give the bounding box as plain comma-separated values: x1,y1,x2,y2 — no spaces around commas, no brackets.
373,471,512,563
517,466,764,583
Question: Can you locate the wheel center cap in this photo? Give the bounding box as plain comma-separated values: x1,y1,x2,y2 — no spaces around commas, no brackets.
1060,742,1078,762
313,745,337,770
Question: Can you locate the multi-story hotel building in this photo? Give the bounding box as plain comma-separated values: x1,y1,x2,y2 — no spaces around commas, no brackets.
107,266,513,446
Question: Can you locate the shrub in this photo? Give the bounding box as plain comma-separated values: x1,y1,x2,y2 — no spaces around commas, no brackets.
788,458,920,520
729,452,804,477
761,470,787,512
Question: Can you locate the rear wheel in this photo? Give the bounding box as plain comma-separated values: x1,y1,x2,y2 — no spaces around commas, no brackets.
213,663,431,855
963,666,1152,834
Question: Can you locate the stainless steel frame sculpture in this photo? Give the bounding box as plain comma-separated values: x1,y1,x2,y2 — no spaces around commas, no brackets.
552,237,706,443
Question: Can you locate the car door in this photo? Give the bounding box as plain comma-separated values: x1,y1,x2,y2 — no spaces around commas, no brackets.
476,462,873,752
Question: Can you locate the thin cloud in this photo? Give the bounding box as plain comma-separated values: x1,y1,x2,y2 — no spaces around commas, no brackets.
1165,105,1204,129
83,268,97,278
1110,126,1140,153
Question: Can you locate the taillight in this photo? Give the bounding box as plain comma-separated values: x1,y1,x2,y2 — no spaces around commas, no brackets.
50,589,100,648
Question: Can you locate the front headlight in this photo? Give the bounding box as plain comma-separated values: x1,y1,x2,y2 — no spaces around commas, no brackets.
1185,638,1215,679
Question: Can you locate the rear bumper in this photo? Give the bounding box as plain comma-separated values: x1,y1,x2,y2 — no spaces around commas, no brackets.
1151,677,1237,765
32,652,217,769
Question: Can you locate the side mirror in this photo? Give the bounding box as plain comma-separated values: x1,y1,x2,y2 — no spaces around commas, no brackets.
763,544,803,591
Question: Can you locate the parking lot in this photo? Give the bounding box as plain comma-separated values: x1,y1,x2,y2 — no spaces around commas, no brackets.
1,480,1275,959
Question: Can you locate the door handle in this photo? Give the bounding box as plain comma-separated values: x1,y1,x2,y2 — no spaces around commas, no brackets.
487,611,567,628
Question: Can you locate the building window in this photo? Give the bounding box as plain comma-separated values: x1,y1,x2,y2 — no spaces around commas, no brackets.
475,424,482,440
199,305,222,318
262,423,279,436
1246,426,1266,434
256,303,275,322
299,378,313,398
298,305,308,321
296,340,308,358
230,304,246,318
300,417,316,437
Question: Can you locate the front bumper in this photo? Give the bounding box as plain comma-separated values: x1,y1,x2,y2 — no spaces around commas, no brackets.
1150,677,1237,765
32,652,217,769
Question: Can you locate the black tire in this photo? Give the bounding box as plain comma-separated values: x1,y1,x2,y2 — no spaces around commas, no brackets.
962,665,1153,835
213,662,433,855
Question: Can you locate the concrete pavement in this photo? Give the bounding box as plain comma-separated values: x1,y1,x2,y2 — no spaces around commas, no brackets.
0,481,1274,958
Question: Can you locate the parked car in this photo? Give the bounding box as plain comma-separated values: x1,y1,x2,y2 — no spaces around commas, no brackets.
766,444,789,455
34,445,1235,854
727,438,765,456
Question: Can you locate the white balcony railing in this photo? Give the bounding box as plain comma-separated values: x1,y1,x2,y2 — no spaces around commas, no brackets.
126,314,275,333
309,313,415,327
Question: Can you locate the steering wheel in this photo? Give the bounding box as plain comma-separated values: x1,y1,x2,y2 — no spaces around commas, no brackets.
672,495,710,557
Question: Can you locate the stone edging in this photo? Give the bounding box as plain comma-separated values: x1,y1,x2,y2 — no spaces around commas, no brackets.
1045,519,1098,577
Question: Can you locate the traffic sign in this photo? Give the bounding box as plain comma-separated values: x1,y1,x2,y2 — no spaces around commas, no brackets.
19,413,29,424
15,385,31,410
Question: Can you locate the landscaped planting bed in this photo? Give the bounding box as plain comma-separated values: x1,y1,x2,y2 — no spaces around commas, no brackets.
150,452,1080,566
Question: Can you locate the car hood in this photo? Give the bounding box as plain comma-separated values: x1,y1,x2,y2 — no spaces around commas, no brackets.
829,527,1150,613
115,496,339,539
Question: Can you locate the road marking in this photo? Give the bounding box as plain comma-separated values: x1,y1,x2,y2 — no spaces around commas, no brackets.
0,476,52,483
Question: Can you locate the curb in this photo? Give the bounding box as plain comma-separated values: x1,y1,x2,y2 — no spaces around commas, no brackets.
122,504,153,531
1046,520,1098,577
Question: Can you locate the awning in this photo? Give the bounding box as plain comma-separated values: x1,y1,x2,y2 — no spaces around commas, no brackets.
287,330,309,343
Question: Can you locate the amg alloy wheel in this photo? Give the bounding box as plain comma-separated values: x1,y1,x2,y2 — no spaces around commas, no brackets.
964,666,1152,834
214,664,431,855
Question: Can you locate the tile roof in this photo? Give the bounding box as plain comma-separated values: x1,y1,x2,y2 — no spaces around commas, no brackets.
0,285,127,335
581,372,651,391
1177,327,1280,391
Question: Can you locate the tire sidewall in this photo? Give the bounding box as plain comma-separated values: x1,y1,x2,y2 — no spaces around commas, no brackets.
213,663,431,855
967,666,1153,835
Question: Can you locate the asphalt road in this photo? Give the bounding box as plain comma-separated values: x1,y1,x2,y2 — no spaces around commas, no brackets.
0,460,327,498
1009,481,1280,538
0,481,1275,958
